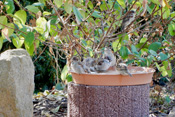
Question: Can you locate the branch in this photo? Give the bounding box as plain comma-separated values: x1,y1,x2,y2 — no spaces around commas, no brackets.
48,0,77,41
82,4,98,22
95,15,116,50
0,22,27,35
33,45,47,62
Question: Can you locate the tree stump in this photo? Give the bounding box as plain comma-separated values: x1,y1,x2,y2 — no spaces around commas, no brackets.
68,82,150,117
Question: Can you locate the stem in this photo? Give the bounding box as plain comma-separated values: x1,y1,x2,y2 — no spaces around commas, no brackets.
96,15,116,50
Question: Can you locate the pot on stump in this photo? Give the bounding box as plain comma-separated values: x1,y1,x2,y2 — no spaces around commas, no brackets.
68,66,155,117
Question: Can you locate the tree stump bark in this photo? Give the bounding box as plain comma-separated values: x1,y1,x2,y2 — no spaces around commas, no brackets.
68,82,150,117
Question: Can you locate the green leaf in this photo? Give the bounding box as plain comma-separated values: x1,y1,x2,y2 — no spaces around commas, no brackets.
165,96,171,103
138,57,146,62
117,0,125,8
35,17,47,34
148,42,161,51
88,1,93,9
25,44,34,56
167,67,172,77
54,0,63,8
12,36,24,48
49,25,57,36
43,11,51,16
25,5,40,13
55,83,64,90
39,0,46,5
24,32,35,48
44,20,51,38
81,39,87,46
100,1,107,11
131,45,139,55
88,48,94,57
161,66,167,76
114,1,121,11
162,61,168,69
0,16,7,29
147,55,154,66
5,0,15,14
0,37,3,50
112,39,120,52
119,46,128,59
92,11,103,18
171,11,175,17
32,2,44,7
64,2,72,14
159,52,168,61
51,106,61,113
140,37,147,43
155,62,161,70
162,6,170,19
14,10,27,25
66,74,72,82
149,50,157,56
151,0,160,5
61,65,68,81
126,59,134,64
73,6,83,23
168,23,175,36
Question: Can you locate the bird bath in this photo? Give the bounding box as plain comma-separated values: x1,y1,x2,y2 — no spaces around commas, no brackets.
71,66,155,86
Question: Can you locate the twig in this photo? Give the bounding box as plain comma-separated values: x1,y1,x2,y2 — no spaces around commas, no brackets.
0,22,27,35
96,15,116,49
48,0,77,41
82,4,98,22
138,30,153,52
33,45,47,63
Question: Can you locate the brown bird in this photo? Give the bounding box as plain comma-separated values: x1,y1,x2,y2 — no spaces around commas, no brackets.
116,59,132,77
70,56,86,74
121,10,136,31
94,58,111,73
103,48,116,67
83,57,96,72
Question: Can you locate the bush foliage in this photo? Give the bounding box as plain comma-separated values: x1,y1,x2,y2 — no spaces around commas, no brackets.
0,0,175,90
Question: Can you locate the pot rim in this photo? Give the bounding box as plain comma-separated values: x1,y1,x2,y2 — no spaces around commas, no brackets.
70,66,155,76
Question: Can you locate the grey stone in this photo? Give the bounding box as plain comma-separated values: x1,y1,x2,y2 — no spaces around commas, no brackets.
0,49,34,117
168,107,175,117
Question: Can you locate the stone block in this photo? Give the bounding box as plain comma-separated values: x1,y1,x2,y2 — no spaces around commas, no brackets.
0,49,34,117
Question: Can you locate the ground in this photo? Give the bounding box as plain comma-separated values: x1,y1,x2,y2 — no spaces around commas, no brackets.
33,82,175,117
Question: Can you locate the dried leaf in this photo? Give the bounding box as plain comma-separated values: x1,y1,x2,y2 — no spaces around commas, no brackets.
158,25,164,36
34,42,37,55
29,18,36,27
154,85,162,93
2,27,11,42
49,47,54,56
163,0,171,8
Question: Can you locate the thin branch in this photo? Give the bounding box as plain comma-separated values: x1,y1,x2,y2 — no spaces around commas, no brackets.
33,45,47,62
82,4,98,22
48,0,77,41
96,15,116,49
0,22,27,35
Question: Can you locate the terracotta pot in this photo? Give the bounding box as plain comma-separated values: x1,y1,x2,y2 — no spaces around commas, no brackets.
71,66,155,86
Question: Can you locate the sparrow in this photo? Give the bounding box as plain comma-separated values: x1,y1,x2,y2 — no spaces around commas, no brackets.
94,58,111,73
70,56,86,74
121,10,136,31
116,61,132,77
103,48,116,67
83,57,97,72
83,57,96,67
